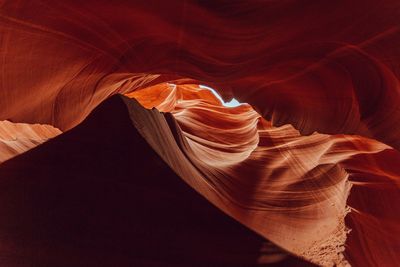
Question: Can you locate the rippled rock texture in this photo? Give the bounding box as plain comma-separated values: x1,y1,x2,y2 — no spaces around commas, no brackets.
0,1,399,266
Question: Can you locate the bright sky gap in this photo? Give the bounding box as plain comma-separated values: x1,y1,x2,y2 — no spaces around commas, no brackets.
199,85,242,107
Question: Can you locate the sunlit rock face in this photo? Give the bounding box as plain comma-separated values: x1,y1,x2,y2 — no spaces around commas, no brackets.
126,83,399,266
0,1,400,266
0,121,61,163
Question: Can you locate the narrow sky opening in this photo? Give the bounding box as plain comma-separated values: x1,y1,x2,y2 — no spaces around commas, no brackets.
199,85,242,107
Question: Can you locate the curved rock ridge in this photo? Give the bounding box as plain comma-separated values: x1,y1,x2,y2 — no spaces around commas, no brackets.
1,1,400,150
0,95,314,267
0,120,61,163
125,84,399,266
0,1,400,266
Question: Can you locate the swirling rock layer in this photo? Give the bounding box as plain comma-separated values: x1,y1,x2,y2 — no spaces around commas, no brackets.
0,1,400,266
0,95,313,267
0,121,61,163
126,84,400,266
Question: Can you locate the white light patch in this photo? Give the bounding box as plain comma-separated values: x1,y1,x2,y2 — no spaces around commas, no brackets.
199,85,242,107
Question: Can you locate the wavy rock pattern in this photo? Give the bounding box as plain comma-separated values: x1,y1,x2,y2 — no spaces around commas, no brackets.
2,1,400,150
0,121,61,163
0,96,317,267
127,84,399,266
0,1,400,266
